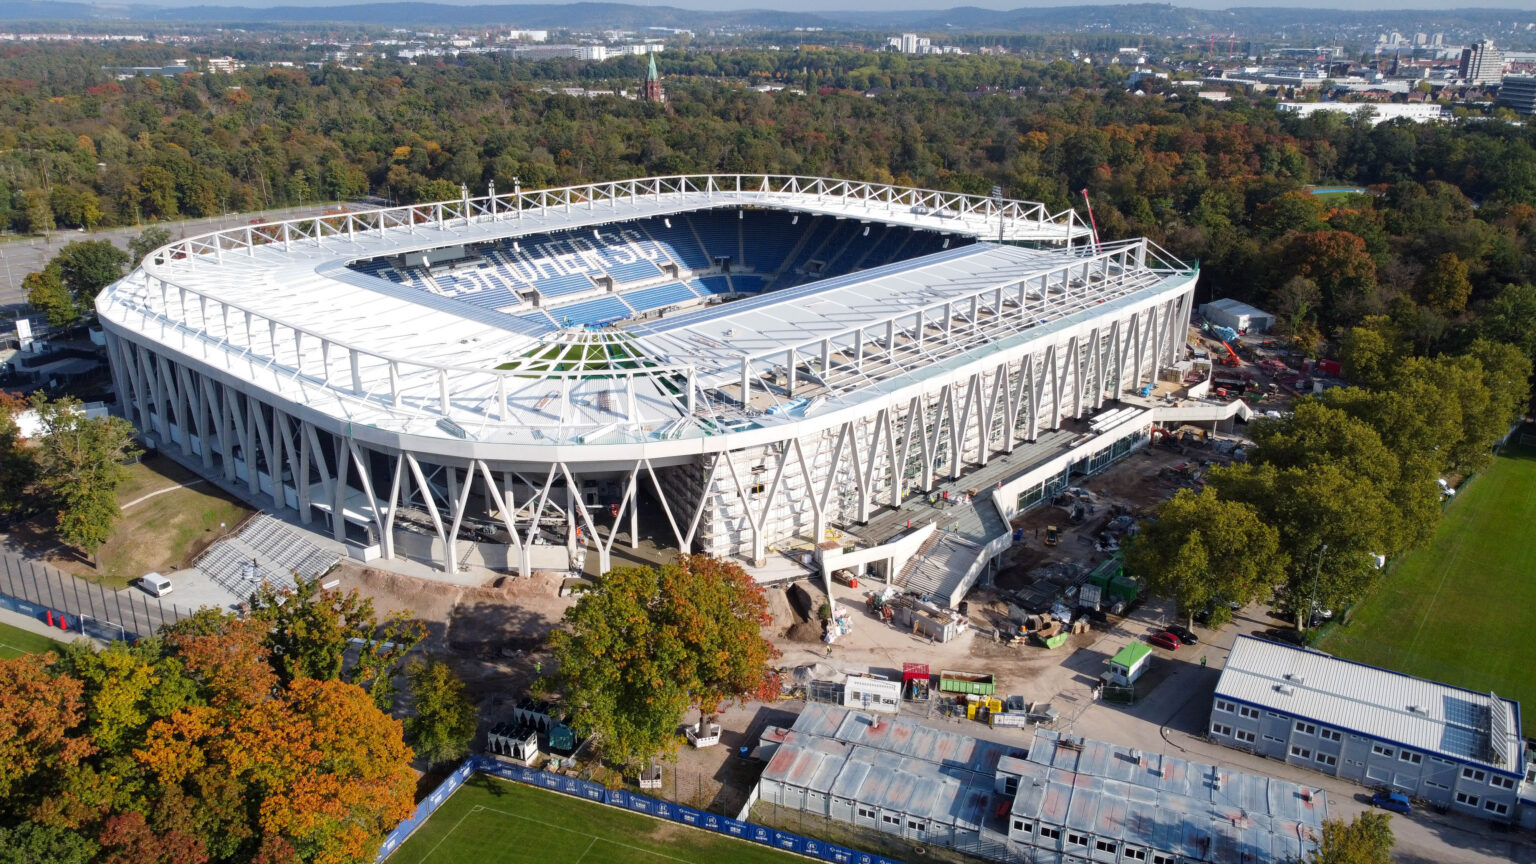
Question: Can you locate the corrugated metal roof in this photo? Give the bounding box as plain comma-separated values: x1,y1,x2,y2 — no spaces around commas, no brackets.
1216,635,1524,773
1009,730,1327,864
769,706,1322,863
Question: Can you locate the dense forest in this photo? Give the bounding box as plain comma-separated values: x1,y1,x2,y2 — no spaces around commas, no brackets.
2,44,1534,364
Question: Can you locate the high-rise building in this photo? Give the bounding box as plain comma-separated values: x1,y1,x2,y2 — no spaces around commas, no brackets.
640,54,664,103
1459,39,1504,85
1498,75,1536,115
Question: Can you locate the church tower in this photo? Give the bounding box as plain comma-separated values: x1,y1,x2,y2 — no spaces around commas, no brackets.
641,55,664,104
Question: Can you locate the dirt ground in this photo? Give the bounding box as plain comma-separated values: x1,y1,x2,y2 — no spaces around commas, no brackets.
328,429,1241,815
331,563,577,713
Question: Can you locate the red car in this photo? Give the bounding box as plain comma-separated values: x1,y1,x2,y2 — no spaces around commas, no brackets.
1148,631,1183,650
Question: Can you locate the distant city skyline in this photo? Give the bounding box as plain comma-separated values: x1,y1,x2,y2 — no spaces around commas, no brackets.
91,0,1536,13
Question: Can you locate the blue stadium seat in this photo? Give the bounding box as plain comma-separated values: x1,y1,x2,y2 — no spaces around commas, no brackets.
641,218,711,270
622,282,699,313
550,295,634,326
696,275,734,295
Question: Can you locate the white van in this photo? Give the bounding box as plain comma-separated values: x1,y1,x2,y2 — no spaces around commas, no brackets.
138,572,172,597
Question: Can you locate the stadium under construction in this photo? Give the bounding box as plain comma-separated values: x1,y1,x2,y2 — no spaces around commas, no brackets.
97,175,1210,602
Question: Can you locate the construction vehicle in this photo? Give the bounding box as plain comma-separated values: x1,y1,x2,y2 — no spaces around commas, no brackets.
1217,341,1242,367
1044,525,1061,546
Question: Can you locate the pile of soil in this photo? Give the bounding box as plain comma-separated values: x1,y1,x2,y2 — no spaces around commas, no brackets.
782,583,823,643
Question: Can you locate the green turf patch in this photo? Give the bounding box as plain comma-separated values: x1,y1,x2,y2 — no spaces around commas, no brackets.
0,620,70,659
387,775,803,864
1319,445,1536,734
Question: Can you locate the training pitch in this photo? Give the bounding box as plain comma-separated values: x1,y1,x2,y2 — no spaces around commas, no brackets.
0,620,68,658
387,775,802,864
1319,444,1536,734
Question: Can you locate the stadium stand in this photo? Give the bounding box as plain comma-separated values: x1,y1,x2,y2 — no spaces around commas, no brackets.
622,281,700,314
550,295,635,327
351,209,969,327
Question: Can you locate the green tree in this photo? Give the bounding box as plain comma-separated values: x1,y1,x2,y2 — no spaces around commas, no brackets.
1337,320,1399,390
0,820,99,864
1307,811,1394,864
548,554,779,769
17,188,53,235
28,395,140,558
1123,488,1286,627
23,265,77,328
248,578,424,696
403,658,478,767
128,225,173,267
1214,463,1397,626
0,393,35,521
53,240,130,312
1419,252,1473,314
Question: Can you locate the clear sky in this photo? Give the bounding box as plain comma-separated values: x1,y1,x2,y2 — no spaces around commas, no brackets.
144,0,1536,9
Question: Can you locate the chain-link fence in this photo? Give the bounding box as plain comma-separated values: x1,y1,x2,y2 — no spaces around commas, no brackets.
0,552,190,642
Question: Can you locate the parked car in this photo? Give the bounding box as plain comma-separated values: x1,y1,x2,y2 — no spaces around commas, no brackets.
1166,624,1198,644
137,572,173,597
1258,627,1305,646
1147,631,1182,650
1370,791,1412,815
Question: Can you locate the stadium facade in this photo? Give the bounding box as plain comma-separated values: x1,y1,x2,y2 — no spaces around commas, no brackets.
97,175,1198,583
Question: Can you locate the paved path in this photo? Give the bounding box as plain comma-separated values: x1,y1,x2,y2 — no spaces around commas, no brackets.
119,478,206,510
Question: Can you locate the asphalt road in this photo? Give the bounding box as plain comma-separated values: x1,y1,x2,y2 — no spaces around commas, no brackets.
0,202,356,313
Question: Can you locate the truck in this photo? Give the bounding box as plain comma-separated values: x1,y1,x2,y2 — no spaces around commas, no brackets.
938,670,996,696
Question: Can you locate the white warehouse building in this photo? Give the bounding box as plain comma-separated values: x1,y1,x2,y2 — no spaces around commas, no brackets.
1210,636,1527,822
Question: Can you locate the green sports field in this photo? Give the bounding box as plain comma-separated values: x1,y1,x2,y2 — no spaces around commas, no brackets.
0,620,68,658
387,775,801,864
1319,445,1536,734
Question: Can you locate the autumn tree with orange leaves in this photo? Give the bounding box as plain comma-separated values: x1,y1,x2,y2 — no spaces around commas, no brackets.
0,609,416,864
546,555,780,770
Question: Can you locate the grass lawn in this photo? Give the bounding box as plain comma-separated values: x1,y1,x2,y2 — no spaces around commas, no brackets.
387,775,801,864
0,620,69,658
12,455,255,589
1319,445,1536,734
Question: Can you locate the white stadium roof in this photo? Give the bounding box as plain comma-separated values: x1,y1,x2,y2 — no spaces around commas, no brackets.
99,175,1193,451
1217,635,1523,774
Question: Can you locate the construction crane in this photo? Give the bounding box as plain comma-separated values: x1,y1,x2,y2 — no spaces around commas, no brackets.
1219,341,1242,367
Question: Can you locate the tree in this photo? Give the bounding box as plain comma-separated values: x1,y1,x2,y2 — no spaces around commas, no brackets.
0,392,36,521
1123,488,1285,627
18,188,53,235
1280,230,1378,327
219,679,415,863
248,578,424,704
23,265,78,327
1482,282,1536,363
1307,811,1394,864
548,555,779,768
1337,321,1399,390
128,225,173,267
97,811,207,864
27,395,140,558
1419,252,1472,314
1213,463,1398,626
53,240,130,312
403,658,478,767
0,820,99,864
0,655,93,807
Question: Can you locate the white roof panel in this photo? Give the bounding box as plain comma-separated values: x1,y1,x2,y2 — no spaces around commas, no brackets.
1216,635,1523,773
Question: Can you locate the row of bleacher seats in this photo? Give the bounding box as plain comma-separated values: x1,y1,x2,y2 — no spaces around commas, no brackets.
350,210,971,327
